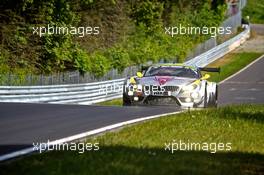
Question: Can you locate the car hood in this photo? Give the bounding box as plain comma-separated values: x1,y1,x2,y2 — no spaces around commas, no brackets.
137,76,196,86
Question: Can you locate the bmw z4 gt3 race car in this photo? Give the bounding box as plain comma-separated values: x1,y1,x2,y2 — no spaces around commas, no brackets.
123,64,220,108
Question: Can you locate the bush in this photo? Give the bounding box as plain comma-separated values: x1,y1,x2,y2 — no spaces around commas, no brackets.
131,0,163,33
73,47,92,74
107,47,130,73
90,53,111,78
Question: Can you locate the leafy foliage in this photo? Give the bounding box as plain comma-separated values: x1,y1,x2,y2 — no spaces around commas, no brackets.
242,0,264,24
90,53,111,78
0,0,227,79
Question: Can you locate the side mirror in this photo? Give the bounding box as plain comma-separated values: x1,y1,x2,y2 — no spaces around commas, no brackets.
136,72,143,78
201,74,210,80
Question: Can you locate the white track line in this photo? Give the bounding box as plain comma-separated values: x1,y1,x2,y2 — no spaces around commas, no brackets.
0,111,182,161
219,54,264,84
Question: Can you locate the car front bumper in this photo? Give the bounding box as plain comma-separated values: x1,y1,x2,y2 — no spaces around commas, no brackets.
125,90,204,108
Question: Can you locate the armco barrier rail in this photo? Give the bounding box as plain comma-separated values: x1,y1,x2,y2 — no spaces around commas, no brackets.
185,25,250,67
0,78,124,105
0,25,250,105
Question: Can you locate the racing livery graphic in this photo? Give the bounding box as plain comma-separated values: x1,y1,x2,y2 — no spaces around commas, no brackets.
123,64,220,108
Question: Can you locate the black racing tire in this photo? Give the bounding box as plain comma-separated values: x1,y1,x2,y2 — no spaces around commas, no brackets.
122,94,131,106
207,85,218,108
212,85,218,108
203,85,208,108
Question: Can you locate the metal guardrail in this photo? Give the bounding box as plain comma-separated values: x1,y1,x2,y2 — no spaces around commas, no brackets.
0,25,250,105
185,25,250,67
0,78,124,105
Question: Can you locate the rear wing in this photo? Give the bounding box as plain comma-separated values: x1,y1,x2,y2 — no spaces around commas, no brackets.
199,67,221,73
141,66,149,71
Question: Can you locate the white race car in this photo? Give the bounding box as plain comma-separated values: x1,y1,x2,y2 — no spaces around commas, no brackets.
123,64,220,108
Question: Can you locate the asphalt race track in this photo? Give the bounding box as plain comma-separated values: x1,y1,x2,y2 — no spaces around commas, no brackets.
0,55,263,158
219,55,264,105
0,104,180,155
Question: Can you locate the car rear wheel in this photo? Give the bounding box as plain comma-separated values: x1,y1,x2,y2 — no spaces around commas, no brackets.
207,85,218,108
203,86,208,108
212,85,218,107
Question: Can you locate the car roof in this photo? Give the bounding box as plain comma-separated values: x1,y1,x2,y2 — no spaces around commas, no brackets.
150,63,197,70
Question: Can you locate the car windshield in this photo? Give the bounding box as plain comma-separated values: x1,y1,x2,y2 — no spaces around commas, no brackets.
144,66,200,78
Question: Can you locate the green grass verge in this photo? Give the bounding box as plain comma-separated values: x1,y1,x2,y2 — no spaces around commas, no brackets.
1,105,264,175
96,98,123,106
98,52,262,106
243,0,264,24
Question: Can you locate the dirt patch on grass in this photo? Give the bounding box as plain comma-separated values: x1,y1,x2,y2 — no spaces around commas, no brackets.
234,24,264,53
234,35,264,53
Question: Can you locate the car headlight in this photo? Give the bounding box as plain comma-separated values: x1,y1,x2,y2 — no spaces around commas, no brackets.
137,84,143,91
128,91,134,96
191,92,199,98
182,84,198,91
132,84,143,92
